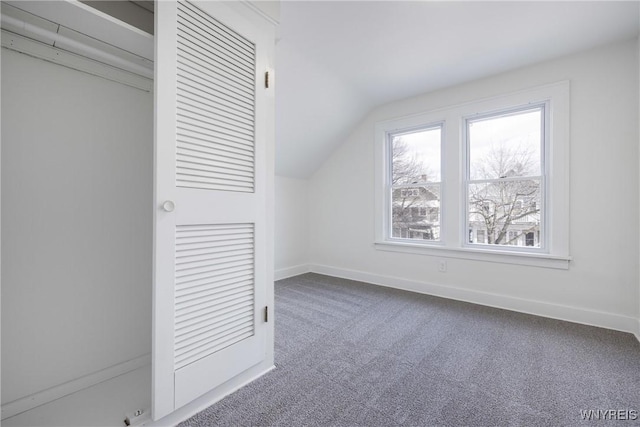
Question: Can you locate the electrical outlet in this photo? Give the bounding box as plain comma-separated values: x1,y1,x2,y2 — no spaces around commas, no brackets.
437,260,447,272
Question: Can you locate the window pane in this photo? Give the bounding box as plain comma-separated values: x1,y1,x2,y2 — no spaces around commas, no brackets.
468,108,542,180
392,127,441,184
468,179,541,247
392,185,440,241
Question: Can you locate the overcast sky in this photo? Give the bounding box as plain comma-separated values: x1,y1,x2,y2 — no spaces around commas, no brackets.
394,107,542,182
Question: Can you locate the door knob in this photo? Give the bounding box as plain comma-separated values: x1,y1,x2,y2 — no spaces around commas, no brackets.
162,200,175,212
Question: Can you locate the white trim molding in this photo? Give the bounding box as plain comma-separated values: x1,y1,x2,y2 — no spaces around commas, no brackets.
1,354,151,421
375,242,570,269
275,264,311,281
309,264,639,337
148,364,276,427
240,1,279,26
374,81,571,268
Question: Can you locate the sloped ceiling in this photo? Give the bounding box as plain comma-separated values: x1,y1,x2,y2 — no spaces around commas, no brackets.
275,1,639,178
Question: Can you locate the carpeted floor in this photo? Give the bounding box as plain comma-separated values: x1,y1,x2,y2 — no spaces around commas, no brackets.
180,273,640,426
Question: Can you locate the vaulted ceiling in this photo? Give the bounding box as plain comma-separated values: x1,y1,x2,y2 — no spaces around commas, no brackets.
275,1,639,178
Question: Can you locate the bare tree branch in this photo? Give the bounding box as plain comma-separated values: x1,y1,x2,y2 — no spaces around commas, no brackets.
469,144,540,245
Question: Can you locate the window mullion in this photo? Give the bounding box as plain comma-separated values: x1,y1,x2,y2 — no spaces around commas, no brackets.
375,80,570,262
442,116,460,248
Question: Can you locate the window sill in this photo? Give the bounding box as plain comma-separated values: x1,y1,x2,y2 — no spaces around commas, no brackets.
374,241,571,270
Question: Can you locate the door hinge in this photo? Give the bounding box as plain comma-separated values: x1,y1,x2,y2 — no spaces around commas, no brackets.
264,306,269,322
264,71,270,89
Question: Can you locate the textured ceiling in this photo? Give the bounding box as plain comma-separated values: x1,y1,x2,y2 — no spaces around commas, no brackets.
275,1,639,178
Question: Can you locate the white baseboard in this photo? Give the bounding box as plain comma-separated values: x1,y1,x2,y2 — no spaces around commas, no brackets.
310,264,640,337
275,264,310,281
1,353,151,421
148,363,276,426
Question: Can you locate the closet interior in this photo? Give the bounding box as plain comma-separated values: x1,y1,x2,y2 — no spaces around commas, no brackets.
1,1,276,425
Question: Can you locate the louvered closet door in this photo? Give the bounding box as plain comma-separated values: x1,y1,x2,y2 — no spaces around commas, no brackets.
153,1,271,420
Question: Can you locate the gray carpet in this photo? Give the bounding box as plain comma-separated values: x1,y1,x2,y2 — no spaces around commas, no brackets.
180,273,640,426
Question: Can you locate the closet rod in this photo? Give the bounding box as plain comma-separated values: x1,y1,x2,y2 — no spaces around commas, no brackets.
1,13,153,79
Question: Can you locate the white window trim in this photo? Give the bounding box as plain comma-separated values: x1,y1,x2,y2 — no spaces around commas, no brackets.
387,122,444,243
374,81,571,270
462,102,548,254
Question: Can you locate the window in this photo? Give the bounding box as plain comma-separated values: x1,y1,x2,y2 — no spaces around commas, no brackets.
374,81,570,269
466,106,543,249
525,232,535,247
389,125,442,242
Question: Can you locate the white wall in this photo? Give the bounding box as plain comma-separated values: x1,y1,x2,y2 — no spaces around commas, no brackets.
309,38,640,334
274,175,309,279
1,49,152,404
249,1,280,23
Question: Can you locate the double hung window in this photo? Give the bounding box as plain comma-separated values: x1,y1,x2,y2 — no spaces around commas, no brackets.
465,106,544,249
389,125,442,242
374,82,570,269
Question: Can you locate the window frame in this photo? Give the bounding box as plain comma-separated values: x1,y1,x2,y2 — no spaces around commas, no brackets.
386,122,445,245
462,103,548,254
374,81,571,269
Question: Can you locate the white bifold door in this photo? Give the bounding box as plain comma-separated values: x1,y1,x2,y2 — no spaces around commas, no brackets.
153,1,272,420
